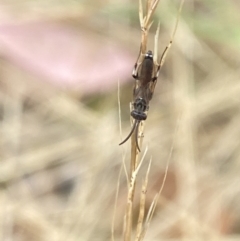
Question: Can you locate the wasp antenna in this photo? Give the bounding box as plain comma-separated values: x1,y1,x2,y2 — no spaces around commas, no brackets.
119,120,138,146
135,121,141,152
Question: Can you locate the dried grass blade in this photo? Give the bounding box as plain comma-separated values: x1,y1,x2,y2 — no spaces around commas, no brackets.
124,147,148,241
141,115,181,239
139,0,144,28
154,21,160,64
146,0,151,16
139,194,158,241
135,158,152,241
147,0,184,68
159,0,184,67
171,0,185,41
144,0,161,28
124,200,133,241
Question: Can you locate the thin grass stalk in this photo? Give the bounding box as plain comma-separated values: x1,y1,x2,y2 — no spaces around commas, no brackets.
124,149,148,241
140,115,182,239
124,0,160,241
159,0,184,67
139,194,157,241
137,0,158,68
135,158,152,241
130,121,145,172
122,0,179,240
154,22,160,65
144,0,161,28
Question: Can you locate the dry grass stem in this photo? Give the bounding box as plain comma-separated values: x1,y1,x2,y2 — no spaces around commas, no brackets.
144,0,161,28
137,0,160,69
140,194,158,240
124,148,148,241
139,115,181,240
123,0,175,240
159,0,184,67
130,121,145,172
127,13,150,237
153,22,160,64
135,158,152,241
122,1,185,240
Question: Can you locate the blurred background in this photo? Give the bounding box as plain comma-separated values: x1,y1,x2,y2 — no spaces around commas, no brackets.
0,0,240,240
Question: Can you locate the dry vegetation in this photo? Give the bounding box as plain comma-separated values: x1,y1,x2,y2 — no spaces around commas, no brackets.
0,0,240,240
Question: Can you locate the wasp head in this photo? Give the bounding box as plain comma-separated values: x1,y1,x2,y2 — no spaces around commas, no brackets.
145,50,153,59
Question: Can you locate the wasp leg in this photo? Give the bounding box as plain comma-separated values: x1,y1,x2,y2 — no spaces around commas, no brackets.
151,40,170,83
132,63,139,79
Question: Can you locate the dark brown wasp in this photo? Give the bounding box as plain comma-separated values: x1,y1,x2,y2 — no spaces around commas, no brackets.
119,0,183,152
119,46,169,152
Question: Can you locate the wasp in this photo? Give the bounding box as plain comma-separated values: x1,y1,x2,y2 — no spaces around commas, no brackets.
119,0,183,152
119,47,167,152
